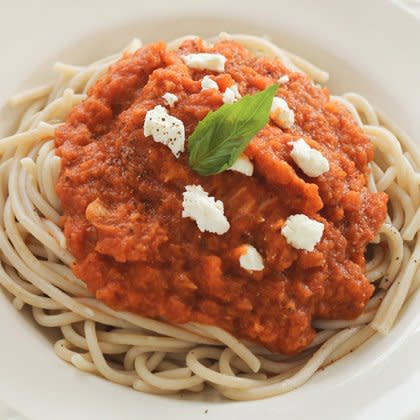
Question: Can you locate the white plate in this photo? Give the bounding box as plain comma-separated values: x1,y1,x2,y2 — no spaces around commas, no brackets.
1,1,420,419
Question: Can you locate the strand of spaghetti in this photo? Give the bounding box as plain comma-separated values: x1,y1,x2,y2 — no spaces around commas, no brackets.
378,224,404,282
219,348,237,376
49,152,61,188
148,359,179,371
146,351,167,371
240,373,268,381
54,339,84,363
41,219,66,248
179,323,220,340
186,347,261,389
5,265,42,294
18,157,45,223
367,258,389,282
42,261,89,291
323,326,376,366
72,305,138,328
124,347,156,370
369,134,403,178
34,260,89,297
29,89,85,129
377,111,420,170
61,324,130,354
342,93,379,125
390,185,416,237
84,320,137,386
366,125,418,203
231,350,303,376
0,262,64,309
312,311,374,330
408,266,420,297
167,379,205,392
306,329,337,349
55,339,96,372
367,167,378,193
371,164,416,234
258,356,303,374
39,144,61,210
77,298,219,345
376,166,398,192
221,328,358,400
0,123,55,153
365,290,386,310
10,157,74,264
70,353,97,373
0,200,92,317
16,99,48,134
4,188,80,295
193,324,261,372
98,327,149,335
209,367,299,396
404,152,419,173
278,48,330,83
134,353,204,390
155,367,192,379
403,207,420,242
47,73,73,104
21,157,61,223
371,235,420,334
53,62,84,77
388,190,404,230
380,246,411,291
9,83,53,107
33,307,84,327
94,331,195,350
372,235,420,334
68,65,111,94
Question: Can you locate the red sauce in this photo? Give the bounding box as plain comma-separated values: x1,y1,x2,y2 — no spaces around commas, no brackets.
55,39,387,354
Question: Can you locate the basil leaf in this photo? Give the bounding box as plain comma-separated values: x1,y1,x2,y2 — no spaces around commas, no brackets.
188,84,278,176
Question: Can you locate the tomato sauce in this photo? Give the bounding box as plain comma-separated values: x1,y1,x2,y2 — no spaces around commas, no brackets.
55,39,387,354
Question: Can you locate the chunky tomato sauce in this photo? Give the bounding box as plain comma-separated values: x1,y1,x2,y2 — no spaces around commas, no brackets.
55,39,387,354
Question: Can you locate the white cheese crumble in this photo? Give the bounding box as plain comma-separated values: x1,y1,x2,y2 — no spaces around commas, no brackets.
229,154,254,176
182,53,226,73
281,214,324,251
182,185,230,235
290,138,330,177
201,75,219,91
162,92,178,107
277,75,289,85
143,105,185,158
222,85,241,104
270,97,295,129
239,245,264,271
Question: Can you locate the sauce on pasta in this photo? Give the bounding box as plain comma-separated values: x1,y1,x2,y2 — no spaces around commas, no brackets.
56,39,387,354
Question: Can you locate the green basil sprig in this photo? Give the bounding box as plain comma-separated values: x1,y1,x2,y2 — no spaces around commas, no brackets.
188,84,277,176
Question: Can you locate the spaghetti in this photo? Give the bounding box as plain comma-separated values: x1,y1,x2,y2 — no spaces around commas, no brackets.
0,34,419,400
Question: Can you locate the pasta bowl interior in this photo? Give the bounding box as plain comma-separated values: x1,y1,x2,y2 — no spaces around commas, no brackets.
0,1,420,419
